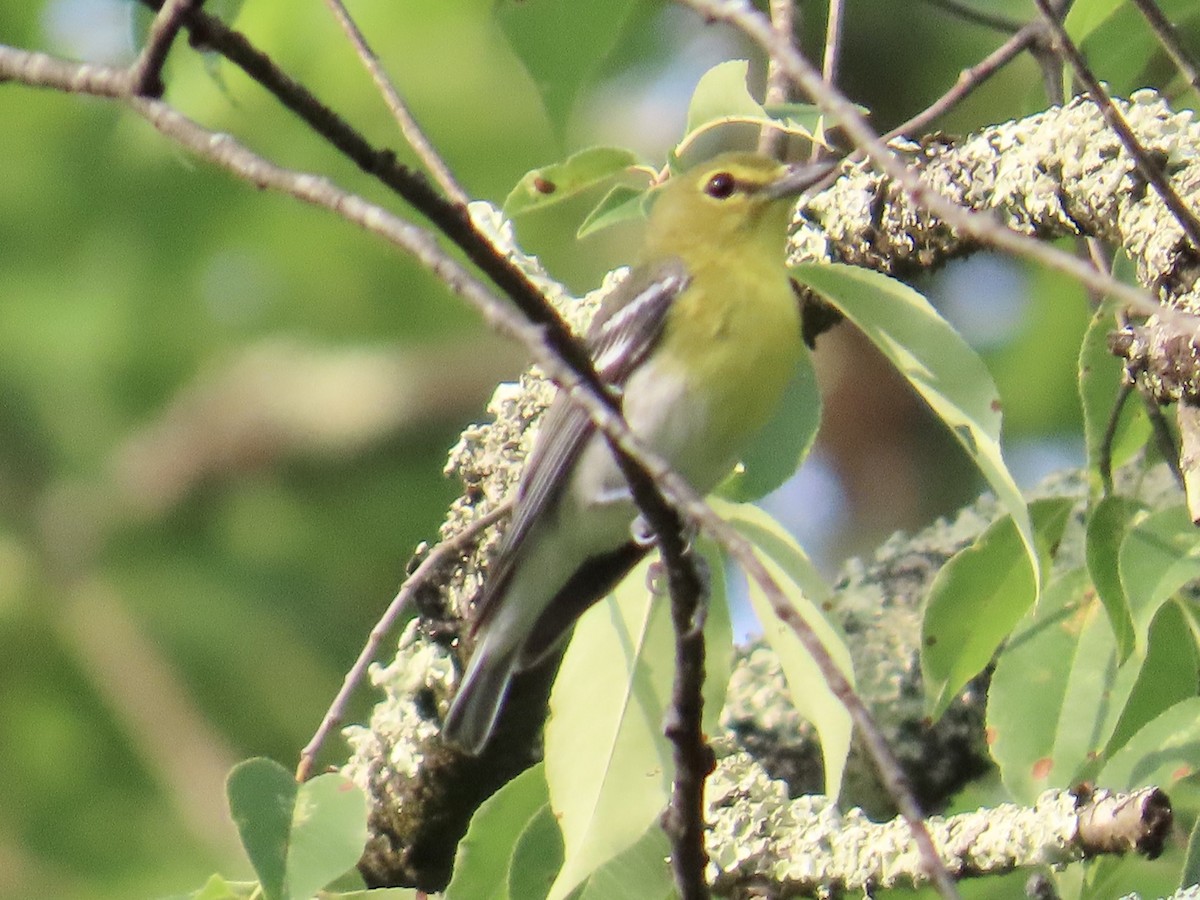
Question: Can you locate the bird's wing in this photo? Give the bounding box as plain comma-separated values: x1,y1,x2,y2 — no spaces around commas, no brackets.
470,258,691,631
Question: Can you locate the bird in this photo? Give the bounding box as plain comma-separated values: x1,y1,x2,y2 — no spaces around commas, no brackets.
442,151,830,754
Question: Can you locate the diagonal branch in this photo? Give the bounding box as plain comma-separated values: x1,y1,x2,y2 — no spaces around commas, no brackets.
1130,0,1200,92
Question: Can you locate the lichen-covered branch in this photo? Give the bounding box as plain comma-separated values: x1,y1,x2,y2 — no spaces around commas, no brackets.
707,751,1171,897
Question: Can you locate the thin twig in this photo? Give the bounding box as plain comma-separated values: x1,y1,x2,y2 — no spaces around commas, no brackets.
917,0,1024,34
758,0,796,157
1130,0,1200,91
1034,0,1200,252
296,503,511,782
674,0,1183,329
809,0,845,163
319,0,469,204
885,22,1041,141
127,0,205,97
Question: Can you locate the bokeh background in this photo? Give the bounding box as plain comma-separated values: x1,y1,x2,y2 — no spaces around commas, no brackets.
1,0,1101,896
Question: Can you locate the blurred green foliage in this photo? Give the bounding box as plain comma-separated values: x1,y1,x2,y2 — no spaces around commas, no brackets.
0,0,1160,897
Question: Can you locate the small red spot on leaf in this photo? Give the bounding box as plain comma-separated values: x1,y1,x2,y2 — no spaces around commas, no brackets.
1032,757,1053,780
533,176,557,194
985,726,997,745
1173,764,1193,781
991,399,1002,413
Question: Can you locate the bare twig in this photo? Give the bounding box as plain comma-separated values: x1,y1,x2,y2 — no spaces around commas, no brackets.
758,0,796,158
885,21,1042,141
127,0,205,97
1034,0,1200,252
808,0,845,164
1130,0,1200,92
318,0,469,204
917,0,1024,33
296,503,511,782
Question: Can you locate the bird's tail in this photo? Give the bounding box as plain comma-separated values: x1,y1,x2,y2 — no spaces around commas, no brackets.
442,641,517,755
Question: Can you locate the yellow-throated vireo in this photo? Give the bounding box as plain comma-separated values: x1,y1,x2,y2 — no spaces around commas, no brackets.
443,152,830,754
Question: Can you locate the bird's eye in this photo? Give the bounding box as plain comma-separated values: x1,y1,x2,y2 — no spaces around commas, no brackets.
704,172,737,199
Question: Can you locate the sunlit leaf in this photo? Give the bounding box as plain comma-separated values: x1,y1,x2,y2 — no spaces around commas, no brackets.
543,557,674,900
505,147,643,217
508,803,565,900
574,825,673,900
577,183,652,239
712,499,853,798
225,758,367,900
683,60,765,140
446,764,553,900
922,498,1073,720
989,568,1119,803
718,351,821,503
794,262,1038,597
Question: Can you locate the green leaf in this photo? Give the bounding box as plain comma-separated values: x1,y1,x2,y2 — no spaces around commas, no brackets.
683,60,765,139
1067,0,1200,95
1118,504,1200,655
494,0,646,131
677,61,821,158
577,184,652,240
225,758,367,900
543,556,674,900
697,538,734,738
574,825,674,900
794,262,1038,596
1085,496,1145,660
504,147,643,217
508,804,566,900
988,568,1120,803
922,498,1074,720
718,351,821,503
446,764,552,900
167,875,258,900
1102,602,1198,760
285,771,369,900
1182,816,1200,891
1079,299,1149,495
713,499,853,798
1098,695,1200,789
227,758,296,900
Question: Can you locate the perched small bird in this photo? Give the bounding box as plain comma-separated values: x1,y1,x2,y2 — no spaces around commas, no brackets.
443,152,829,754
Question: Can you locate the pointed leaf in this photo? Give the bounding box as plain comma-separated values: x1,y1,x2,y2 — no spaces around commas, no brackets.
577,184,651,240
1118,504,1200,655
713,499,853,797
989,568,1121,803
543,557,674,900
1098,696,1200,789
226,758,296,900
718,351,821,503
505,147,643,217
1182,816,1200,891
1085,496,1145,660
794,262,1038,595
508,804,565,900
446,764,552,900
923,498,1074,720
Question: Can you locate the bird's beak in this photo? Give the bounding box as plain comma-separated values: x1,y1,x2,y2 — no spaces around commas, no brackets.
763,160,838,200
